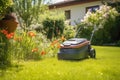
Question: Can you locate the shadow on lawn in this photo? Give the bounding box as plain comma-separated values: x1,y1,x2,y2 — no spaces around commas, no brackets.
58,57,97,62
0,62,24,77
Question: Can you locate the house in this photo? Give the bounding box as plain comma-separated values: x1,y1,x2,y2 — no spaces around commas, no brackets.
49,0,103,26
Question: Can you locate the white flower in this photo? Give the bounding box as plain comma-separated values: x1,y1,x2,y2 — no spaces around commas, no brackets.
98,10,103,14
80,5,118,30
103,13,109,19
99,17,102,20
99,5,104,10
81,19,84,22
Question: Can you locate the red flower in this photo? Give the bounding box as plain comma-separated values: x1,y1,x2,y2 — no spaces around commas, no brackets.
6,34,13,39
40,50,46,55
57,43,61,48
28,32,36,37
32,48,38,53
1,30,8,35
51,40,59,46
10,32,14,36
1,29,14,39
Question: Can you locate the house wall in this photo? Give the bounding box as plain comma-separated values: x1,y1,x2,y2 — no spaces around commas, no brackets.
52,1,102,26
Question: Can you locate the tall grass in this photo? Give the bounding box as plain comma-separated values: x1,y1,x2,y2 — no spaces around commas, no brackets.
0,46,120,80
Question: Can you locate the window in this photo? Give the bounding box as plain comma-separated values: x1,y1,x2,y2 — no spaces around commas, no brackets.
86,5,99,13
65,10,71,20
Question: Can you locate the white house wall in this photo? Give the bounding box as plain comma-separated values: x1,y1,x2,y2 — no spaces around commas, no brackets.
53,1,102,26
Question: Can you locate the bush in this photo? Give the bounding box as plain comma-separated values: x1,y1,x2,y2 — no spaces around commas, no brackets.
76,24,92,40
0,29,14,65
9,30,64,60
9,30,47,60
42,12,65,40
116,40,120,46
63,25,76,39
77,5,119,45
0,0,13,18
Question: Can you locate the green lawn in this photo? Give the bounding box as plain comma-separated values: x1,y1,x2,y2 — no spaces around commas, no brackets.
0,46,120,80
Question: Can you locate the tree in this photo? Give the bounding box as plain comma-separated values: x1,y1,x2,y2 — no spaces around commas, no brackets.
13,0,43,30
0,0,13,18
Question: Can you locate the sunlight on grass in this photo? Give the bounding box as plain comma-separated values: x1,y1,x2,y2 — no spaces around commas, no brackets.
0,46,120,80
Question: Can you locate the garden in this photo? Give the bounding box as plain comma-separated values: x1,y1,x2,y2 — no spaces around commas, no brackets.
0,0,120,80
0,46,120,80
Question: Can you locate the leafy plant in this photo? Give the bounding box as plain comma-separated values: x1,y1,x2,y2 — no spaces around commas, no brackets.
13,0,43,30
10,30,43,60
9,30,62,60
0,29,14,65
77,5,119,45
63,25,76,39
42,12,65,40
0,0,13,18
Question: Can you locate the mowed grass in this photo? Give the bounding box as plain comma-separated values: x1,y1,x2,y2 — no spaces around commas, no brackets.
0,46,120,80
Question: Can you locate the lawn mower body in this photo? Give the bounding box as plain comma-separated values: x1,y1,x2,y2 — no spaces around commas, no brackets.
58,38,95,60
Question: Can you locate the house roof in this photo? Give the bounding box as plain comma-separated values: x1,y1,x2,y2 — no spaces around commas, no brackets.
49,0,100,9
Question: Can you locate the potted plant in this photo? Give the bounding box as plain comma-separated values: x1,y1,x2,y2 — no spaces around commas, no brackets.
0,13,18,33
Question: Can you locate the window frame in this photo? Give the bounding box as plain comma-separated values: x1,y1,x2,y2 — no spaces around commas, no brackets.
65,10,71,20
86,5,99,13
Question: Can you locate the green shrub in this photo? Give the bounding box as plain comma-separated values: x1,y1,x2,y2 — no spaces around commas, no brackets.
116,40,120,46
63,25,76,39
42,12,65,40
76,23,92,40
9,30,46,60
0,29,14,66
0,0,13,18
77,5,119,45
7,29,66,61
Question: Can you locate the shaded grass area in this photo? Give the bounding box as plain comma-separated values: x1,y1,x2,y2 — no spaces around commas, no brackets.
0,46,120,80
